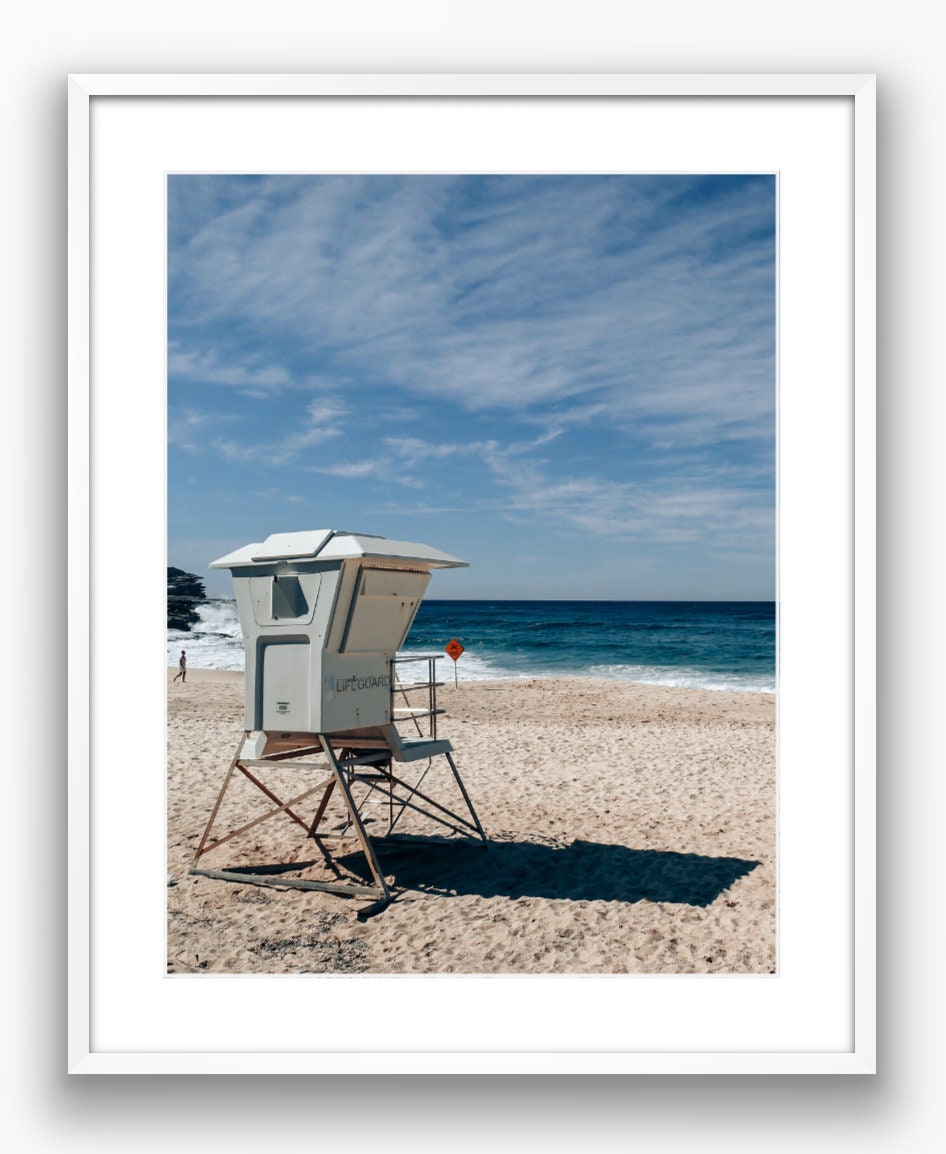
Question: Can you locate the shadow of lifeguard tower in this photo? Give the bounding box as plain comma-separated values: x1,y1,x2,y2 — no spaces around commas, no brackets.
189,529,486,910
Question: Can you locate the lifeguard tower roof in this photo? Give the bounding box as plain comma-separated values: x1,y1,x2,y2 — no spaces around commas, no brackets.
210,529,468,571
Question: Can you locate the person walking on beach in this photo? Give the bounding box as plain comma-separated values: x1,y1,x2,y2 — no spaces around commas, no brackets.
173,650,187,683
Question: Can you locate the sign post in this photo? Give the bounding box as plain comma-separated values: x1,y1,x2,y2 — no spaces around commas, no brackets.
445,637,464,687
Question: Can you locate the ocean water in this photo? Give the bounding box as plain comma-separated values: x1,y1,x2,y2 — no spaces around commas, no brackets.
168,599,775,694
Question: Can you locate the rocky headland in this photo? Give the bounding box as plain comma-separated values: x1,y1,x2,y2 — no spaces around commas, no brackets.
167,567,206,630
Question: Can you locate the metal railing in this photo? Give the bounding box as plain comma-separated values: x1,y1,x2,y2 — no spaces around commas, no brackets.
390,653,445,740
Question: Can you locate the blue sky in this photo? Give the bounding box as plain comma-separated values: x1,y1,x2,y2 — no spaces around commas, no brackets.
168,174,775,600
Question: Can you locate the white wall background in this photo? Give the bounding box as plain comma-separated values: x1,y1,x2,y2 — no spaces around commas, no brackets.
3,2,940,1149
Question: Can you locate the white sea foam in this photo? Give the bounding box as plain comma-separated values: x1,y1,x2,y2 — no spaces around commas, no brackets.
167,600,245,671
396,647,523,683
587,663,775,694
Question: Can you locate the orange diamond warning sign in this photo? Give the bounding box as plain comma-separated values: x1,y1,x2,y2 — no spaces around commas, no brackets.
445,638,465,661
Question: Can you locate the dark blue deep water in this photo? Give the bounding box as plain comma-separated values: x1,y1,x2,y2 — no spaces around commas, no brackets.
403,600,775,693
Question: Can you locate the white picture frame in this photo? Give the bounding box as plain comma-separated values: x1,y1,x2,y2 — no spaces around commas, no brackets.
68,73,875,1074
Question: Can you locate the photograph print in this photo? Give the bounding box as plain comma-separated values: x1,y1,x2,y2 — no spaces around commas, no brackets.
166,173,776,975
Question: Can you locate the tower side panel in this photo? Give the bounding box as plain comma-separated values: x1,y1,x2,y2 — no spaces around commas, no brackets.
340,568,431,652
320,653,392,732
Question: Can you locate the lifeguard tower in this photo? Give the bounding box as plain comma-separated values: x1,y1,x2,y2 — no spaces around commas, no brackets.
189,529,486,908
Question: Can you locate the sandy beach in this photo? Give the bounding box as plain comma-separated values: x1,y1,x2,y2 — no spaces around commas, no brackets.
167,669,775,975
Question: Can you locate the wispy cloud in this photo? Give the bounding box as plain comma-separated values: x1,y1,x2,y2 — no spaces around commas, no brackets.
211,397,348,466
169,175,774,449
168,343,293,392
167,407,240,452
382,432,771,558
